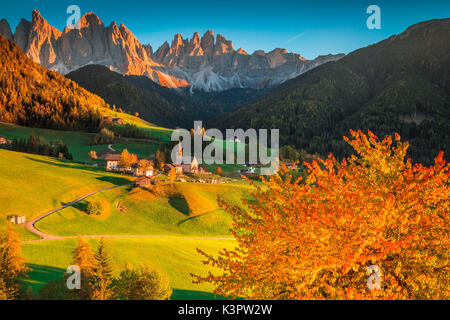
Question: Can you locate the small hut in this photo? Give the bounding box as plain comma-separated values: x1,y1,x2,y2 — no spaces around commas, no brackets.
9,215,26,225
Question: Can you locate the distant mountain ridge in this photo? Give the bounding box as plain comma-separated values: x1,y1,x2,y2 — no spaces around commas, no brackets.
66,64,268,127
0,10,344,92
209,18,450,164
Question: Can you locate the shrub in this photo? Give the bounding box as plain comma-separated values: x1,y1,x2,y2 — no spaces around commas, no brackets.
112,265,172,300
86,202,103,216
92,128,115,145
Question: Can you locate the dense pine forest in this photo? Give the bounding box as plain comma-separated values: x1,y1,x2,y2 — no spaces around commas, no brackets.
1,132,73,160
0,34,105,131
210,19,450,164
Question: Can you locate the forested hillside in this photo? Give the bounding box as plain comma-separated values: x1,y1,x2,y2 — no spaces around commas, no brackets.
67,65,196,127
67,65,267,127
0,34,106,130
210,19,450,164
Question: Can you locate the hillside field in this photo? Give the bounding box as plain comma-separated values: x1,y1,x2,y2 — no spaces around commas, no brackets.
21,237,236,300
0,149,133,230
0,149,252,299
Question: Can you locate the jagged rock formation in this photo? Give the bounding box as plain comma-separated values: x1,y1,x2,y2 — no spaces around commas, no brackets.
152,31,344,92
0,19,13,41
1,10,344,91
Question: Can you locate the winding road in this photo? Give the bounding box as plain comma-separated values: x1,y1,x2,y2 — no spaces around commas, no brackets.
25,184,134,241
23,183,235,243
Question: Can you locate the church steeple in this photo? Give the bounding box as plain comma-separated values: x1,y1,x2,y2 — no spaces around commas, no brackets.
176,142,183,164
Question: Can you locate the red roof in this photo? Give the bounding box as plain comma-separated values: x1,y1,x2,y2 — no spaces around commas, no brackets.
105,154,121,161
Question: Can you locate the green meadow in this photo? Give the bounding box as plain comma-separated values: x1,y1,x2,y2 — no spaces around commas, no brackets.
0,149,252,299
0,149,133,230
35,182,251,237
21,237,235,300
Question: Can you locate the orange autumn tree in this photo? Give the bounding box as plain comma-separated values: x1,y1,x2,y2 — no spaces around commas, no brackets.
193,130,449,300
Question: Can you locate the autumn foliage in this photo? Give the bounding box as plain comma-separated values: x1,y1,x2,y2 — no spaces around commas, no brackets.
193,130,449,300
0,224,29,299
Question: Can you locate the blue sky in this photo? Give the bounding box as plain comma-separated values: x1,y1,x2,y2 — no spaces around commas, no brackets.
0,0,449,59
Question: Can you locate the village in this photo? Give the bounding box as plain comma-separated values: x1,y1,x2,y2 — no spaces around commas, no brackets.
103,141,235,188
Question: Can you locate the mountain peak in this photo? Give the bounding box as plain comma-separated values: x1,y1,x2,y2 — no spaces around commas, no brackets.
236,48,248,55
172,33,184,48
119,23,135,38
31,9,42,21
79,12,104,28
5,10,345,92
0,19,13,41
192,32,200,41
215,34,234,53
203,30,214,37
201,30,215,55
13,19,31,50
30,9,61,38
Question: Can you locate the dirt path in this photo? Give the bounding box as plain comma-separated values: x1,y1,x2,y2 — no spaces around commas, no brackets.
23,182,235,243
25,184,133,241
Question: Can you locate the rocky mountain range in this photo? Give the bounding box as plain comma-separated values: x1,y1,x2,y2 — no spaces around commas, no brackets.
0,10,344,92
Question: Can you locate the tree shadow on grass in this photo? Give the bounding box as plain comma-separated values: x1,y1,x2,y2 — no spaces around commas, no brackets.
25,156,107,174
177,209,223,226
26,157,132,186
71,201,88,213
25,157,132,185
169,195,191,216
95,175,133,186
21,264,66,293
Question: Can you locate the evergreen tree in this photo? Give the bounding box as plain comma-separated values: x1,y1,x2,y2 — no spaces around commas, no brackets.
92,239,114,300
154,149,166,171
70,237,97,300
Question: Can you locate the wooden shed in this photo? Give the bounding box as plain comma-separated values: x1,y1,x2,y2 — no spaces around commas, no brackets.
9,215,26,225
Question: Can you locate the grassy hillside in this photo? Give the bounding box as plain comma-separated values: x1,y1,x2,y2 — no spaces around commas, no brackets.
210,19,450,164
0,149,133,230
21,237,236,299
0,150,251,299
1,149,252,298
35,182,252,237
